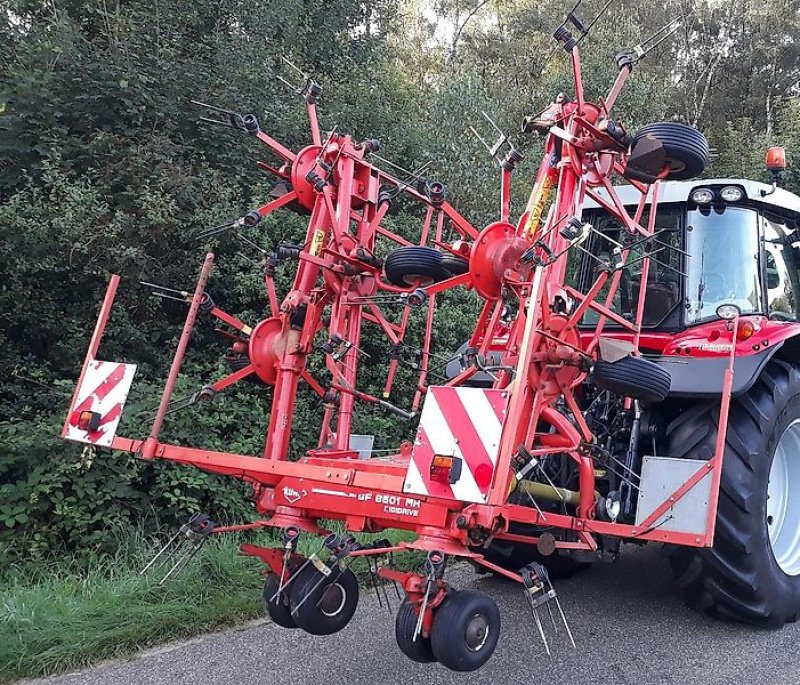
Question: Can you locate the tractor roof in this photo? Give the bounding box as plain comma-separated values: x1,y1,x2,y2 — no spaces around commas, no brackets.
584,179,800,216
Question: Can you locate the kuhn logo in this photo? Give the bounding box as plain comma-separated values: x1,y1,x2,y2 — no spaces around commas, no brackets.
282,486,307,504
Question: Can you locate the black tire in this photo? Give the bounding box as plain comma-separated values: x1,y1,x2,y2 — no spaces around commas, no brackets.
430,591,500,672
441,252,469,277
288,565,359,635
632,122,709,180
665,359,800,627
591,356,671,403
394,600,437,663
384,246,448,287
263,574,298,629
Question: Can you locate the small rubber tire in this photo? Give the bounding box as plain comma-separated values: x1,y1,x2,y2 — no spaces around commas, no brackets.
631,122,709,180
384,246,448,287
263,574,298,629
665,360,800,628
591,356,671,403
394,599,437,663
441,252,469,277
430,590,501,672
289,564,359,635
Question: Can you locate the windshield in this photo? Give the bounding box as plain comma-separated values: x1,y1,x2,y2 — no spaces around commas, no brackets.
685,207,762,323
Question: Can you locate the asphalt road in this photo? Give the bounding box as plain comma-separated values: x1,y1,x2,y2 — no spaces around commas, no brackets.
28,546,800,685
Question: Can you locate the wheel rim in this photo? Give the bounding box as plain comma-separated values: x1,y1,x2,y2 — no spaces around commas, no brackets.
319,583,346,617
767,418,800,575
464,613,490,652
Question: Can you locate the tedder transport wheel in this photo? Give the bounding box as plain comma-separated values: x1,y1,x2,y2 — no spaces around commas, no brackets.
591,356,671,404
394,599,437,663
288,565,359,635
263,574,298,629
631,122,710,181
430,591,500,672
440,252,469,277
384,246,449,287
666,359,800,627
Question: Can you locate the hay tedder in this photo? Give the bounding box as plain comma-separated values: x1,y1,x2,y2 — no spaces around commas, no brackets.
63,8,800,672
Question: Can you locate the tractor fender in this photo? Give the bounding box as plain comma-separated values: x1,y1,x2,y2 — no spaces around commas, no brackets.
655,341,791,398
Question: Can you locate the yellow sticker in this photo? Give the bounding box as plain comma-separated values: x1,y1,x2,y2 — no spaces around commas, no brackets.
310,229,325,256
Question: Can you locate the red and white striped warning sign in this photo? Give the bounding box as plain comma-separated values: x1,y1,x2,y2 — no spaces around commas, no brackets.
404,386,508,503
64,360,137,447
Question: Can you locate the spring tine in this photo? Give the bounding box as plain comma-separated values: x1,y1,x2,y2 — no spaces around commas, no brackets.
375,558,393,610
413,581,430,641
140,529,184,574
158,539,204,586
276,550,291,596
269,547,323,602
532,607,550,656
555,597,576,648
366,559,382,608
547,602,558,632
292,562,341,615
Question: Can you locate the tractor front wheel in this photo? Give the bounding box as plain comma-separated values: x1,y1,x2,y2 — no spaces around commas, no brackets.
666,359,800,627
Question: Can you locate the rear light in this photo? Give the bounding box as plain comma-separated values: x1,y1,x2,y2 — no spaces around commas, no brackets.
737,319,756,340
430,455,463,484
76,410,101,431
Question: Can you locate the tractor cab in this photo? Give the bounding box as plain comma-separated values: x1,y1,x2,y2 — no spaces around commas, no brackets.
577,176,800,354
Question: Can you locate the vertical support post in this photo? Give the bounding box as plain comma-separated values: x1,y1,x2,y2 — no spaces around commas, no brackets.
141,253,215,459
704,318,739,543
500,168,511,223
307,102,322,146
61,274,120,437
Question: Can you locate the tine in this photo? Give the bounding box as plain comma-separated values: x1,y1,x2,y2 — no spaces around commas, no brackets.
140,529,183,574
533,608,550,656
191,100,236,115
158,540,203,586
556,598,577,648
291,566,334,614
547,602,558,632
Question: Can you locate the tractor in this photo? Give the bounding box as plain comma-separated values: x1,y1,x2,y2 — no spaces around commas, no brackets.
61,7,800,673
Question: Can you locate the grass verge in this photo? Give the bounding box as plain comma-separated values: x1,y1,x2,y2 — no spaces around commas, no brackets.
0,526,415,683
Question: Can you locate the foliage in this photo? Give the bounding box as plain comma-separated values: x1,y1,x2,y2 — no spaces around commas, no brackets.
0,525,416,681
1,0,799,566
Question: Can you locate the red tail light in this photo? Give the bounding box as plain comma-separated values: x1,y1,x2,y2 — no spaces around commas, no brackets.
76,410,101,431
430,455,462,484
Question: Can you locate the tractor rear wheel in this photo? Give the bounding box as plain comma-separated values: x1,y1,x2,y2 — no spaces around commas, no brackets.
665,359,800,627
632,122,709,180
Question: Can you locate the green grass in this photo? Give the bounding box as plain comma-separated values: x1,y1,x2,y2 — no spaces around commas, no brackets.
0,527,415,683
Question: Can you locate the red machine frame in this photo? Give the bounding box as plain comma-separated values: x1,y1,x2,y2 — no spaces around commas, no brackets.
63,41,739,591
